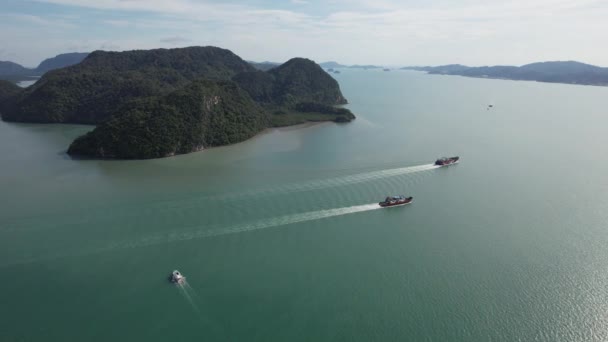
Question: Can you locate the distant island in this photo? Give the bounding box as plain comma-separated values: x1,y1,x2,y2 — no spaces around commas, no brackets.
401,61,608,87
319,61,384,71
348,64,383,70
320,61,347,69
0,52,89,83
262,61,386,72
0,46,354,159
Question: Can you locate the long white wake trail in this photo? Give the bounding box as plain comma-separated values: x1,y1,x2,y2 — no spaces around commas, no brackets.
177,281,200,311
214,163,440,199
0,165,435,267
0,203,400,268
289,164,440,192
114,203,385,250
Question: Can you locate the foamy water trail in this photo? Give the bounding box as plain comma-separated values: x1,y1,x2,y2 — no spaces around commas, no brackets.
178,281,201,314
0,164,437,268
0,202,390,268
112,202,386,250
211,163,440,200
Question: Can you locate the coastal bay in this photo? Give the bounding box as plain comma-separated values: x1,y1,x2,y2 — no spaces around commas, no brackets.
1,69,608,341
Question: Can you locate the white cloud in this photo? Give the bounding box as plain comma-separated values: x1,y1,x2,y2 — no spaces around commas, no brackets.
103,19,130,27
160,36,192,44
1,13,76,29
11,0,608,66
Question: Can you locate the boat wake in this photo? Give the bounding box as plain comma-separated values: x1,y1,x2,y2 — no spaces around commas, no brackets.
177,280,201,314
0,202,392,268
111,202,385,250
0,164,439,268
212,163,440,200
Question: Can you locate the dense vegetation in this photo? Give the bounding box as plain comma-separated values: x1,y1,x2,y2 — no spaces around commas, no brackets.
267,58,348,106
402,61,608,86
1,46,354,159
234,58,348,107
0,80,22,115
232,70,276,103
267,102,355,127
294,102,355,122
68,80,268,159
0,80,21,101
3,47,255,123
234,58,355,128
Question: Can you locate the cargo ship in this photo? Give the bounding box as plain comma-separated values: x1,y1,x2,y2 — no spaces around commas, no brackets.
435,156,459,166
379,195,413,207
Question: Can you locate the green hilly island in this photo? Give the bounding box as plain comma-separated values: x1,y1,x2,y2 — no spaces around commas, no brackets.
0,46,355,159
0,80,22,114
67,80,268,159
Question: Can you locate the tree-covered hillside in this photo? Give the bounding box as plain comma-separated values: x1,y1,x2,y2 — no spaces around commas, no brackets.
268,58,348,106
67,80,268,159
3,46,256,123
234,58,348,107
0,80,22,115
0,80,21,101
1,46,355,159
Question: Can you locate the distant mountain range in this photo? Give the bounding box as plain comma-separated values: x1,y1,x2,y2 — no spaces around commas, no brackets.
319,61,383,70
319,61,346,69
0,52,89,81
402,61,608,86
250,60,385,71
34,52,89,74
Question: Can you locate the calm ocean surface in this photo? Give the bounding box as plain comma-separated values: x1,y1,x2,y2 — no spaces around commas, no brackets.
2,70,608,341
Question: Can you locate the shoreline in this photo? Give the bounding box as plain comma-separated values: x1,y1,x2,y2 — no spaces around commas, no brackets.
67,119,338,161
421,72,608,88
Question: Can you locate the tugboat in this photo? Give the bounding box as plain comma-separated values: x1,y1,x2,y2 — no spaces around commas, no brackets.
379,195,413,207
169,270,186,284
435,156,459,166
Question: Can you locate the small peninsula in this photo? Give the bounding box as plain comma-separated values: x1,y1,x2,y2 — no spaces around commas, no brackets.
402,61,608,87
0,46,355,159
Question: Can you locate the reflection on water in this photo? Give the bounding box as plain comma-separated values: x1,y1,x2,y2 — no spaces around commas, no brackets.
16,78,39,88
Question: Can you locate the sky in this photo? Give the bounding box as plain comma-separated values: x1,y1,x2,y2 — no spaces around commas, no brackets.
1,0,607,67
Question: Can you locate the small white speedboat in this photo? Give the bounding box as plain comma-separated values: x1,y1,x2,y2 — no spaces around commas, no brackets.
170,270,186,284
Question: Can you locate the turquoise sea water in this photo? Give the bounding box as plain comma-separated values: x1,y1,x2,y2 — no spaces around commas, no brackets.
2,70,608,341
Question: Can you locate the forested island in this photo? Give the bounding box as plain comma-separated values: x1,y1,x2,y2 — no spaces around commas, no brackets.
402,61,608,86
0,46,355,159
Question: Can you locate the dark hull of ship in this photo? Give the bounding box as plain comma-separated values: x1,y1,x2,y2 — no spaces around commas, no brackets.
435,157,459,166
379,198,413,207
